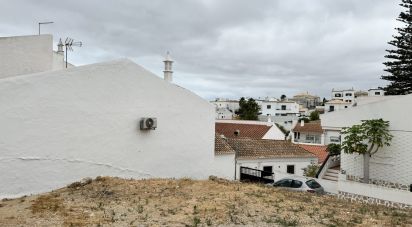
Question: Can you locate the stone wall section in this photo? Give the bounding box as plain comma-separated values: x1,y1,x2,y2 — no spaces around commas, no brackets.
338,191,411,209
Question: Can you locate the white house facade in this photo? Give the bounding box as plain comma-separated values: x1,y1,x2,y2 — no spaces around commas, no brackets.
321,94,412,207
0,59,216,198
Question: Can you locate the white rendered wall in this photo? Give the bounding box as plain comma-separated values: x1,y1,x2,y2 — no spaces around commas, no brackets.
236,157,317,179
0,59,215,198
323,129,341,145
212,154,235,180
321,94,412,186
0,35,53,79
338,176,412,205
262,125,285,140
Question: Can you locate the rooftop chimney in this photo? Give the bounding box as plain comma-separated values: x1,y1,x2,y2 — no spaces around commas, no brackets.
57,38,64,54
300,120,305,127
163,51,173,82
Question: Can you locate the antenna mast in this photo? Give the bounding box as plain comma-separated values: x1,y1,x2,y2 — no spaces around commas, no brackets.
64,37,82,68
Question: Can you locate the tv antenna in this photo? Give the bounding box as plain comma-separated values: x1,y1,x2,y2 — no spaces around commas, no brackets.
64,37,82,68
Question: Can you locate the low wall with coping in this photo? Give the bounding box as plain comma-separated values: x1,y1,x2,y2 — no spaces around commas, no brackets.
338,175,412,209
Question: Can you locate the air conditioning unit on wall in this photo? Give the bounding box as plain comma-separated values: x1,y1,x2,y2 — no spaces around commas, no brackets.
140,118,157,130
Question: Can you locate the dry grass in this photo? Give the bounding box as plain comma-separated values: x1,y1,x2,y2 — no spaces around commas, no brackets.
0,176,411,226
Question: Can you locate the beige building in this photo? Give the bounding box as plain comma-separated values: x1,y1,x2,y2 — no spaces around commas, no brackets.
292,92,320,109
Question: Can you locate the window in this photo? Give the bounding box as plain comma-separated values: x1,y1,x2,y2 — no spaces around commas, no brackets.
263,166,273,173
345,93,352,96
306,135,315,141
281,113,287,116
275,113,280,116
329,106,335,112
294,132,300,140
375,92,381,95
281,105,286,110
345,106,348,108
274,179,292,187
334,93,342,97
267,105,271,109
330,136,340,143
291,180,303,188
287,165,295,174
306,180,321,189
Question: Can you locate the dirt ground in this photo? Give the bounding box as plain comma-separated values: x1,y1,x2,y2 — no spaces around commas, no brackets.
0,176,411,226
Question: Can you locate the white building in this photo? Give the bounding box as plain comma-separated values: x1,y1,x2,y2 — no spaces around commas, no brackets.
214,135,317,180
211,98,239,120
215,120,285,140
368,88,385,96
320,94,412,207
260,100,300,117
324,99,351,113
331,88,355,103
0,59,217,198
290,121,325,145
0,34,71,79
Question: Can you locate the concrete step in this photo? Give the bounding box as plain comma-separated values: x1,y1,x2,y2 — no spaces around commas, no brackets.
327,169,340,174
322,175,338,181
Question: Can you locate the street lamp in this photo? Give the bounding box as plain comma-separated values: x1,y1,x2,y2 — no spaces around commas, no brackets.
38,22,54,35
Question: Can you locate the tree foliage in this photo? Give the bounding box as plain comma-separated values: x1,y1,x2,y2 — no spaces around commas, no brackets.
381,0,412,95
341,119,393,155
236,97,260,120
327,143,341,155
341,119,393,183
309,110,320,121
304,164,320,178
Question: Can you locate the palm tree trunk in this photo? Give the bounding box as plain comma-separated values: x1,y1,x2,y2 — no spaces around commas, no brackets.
363,153,370,183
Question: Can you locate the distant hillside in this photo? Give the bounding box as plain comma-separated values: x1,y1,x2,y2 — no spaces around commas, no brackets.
0,177,410,226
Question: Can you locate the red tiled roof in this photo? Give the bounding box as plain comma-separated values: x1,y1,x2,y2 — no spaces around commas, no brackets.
215,134,235,155
298,144,328,164
292,122,323,134
226,138,316,160
215,122,271,139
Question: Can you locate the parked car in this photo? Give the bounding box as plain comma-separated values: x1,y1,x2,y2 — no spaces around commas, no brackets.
268,178,325,194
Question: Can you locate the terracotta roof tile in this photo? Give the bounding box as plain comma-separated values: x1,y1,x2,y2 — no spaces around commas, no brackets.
215,122,271,139
215,134,235,155
292,122,323,134
298,144,328,164
225,138,316,160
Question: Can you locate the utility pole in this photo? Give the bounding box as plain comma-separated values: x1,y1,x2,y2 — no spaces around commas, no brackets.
234,130,240,180
38,22,53,35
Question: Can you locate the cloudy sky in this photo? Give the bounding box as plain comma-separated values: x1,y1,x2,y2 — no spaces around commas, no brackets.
0,0,402,100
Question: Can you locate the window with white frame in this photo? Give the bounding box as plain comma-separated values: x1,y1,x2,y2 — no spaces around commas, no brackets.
330,136,340,143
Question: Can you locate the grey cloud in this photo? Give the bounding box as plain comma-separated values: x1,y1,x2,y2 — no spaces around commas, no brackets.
0,0,401,99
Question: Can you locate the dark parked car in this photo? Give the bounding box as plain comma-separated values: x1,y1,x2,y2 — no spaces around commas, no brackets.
268,178,325,194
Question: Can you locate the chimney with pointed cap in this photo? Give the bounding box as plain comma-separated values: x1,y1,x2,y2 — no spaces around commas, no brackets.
163,51,173,82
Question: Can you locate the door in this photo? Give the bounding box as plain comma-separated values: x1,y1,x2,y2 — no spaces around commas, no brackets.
262,166,273,178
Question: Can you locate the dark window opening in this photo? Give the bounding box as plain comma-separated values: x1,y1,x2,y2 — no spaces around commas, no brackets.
281,105,286,110
375,92,380,95
263,166,273,173
329,106,335,112
287,165,295,174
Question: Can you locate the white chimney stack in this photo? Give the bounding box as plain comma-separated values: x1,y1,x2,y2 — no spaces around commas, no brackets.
57,38,64,54
300,120,305,127
163,51,173,82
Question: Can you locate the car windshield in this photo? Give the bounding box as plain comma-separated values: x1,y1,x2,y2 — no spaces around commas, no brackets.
306,179,321,189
